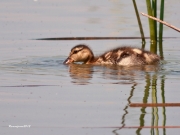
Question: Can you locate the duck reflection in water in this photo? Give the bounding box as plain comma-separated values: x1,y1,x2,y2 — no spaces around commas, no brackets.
67,63,159,85
67,64,93,85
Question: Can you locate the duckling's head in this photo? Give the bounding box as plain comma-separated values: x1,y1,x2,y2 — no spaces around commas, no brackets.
63,44,94,64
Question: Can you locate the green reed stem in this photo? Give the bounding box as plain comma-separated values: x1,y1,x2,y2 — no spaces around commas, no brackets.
146,0,157,53
159,0,164,42
152,0,157,41
159,41,164,59
132,0,146,44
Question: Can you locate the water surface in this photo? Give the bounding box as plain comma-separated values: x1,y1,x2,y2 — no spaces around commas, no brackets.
1,0,180,135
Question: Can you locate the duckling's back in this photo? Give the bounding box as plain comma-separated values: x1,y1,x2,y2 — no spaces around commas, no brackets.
95,47,160,66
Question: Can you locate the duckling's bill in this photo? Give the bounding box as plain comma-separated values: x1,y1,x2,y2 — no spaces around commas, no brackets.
63,57,74,64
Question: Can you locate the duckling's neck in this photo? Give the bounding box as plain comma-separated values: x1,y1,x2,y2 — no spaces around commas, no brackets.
84,52,96,64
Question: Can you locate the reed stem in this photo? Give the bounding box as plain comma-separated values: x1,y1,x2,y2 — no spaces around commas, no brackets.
141,13,180,32
159,0,165,42
132,0,146,44
152,0,157,41
146,0,157,53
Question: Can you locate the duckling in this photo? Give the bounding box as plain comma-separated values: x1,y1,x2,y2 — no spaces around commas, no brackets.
63,44,160,66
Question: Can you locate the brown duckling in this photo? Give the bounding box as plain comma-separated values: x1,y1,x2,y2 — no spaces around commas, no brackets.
63,44,160,66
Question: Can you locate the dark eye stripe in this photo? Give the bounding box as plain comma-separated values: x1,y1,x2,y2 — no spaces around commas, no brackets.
73,47,84,54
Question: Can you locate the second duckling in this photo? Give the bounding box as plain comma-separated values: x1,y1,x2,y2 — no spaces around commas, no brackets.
63,44,160,66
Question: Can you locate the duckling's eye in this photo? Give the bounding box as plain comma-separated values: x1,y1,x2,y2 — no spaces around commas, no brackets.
73,50,78,54
121,52,129,58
